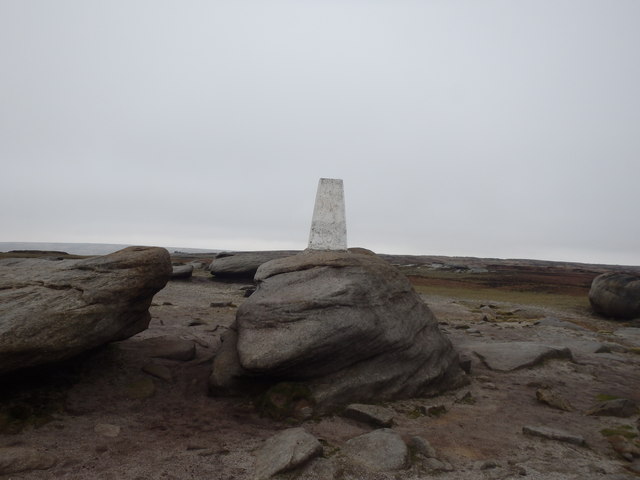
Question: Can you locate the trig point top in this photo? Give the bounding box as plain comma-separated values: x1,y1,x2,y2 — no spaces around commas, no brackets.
308,178,347,251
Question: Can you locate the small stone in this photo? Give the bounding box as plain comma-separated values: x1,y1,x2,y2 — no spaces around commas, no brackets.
587,398,638,417
459,354,472,374
536,388,573,412
422,457,454,472
483,383,498,390
94,423,121,438
343,404,395,427
0,447,57,474
426,404,448,416
408,436,437,458
628,460,640,474
456,392,476,405
142,363,173,382
522,425,585,446
253,428,322,480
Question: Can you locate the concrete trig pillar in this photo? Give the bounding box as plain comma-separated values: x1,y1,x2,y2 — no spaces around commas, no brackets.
308,178,347,250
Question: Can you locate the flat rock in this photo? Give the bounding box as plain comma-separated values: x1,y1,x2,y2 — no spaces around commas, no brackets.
0,247,171,374
522,425,586,446
343,429,409,472
0,447,57,474
472,342,573,372
535,317,589,331
587,398,638,417
343,404,395,427
614,328,640,347
253,427,322,480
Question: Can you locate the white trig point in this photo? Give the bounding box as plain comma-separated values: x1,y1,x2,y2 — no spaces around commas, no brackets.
308,178,347,250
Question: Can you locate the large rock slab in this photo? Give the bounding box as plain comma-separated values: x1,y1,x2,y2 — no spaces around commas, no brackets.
0,246,171,374
213,250,464,412
590,272,640,319
471,342,573,372
209,251,298,279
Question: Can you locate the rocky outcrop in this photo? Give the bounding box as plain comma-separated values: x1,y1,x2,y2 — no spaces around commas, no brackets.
208,251,299,279
590,272,640,319
0,246,171,374
210,250,465,412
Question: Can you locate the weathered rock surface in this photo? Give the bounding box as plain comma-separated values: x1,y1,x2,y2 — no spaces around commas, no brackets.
535,317,588,331
171,264,193,279
614,327,640,347
209,251,298,279
212,250,464,411
253,428,322,480
343,429,409,472
343,403,396,427
587,398,638,417
0,247,172,374
522,425,586,446
590,272,640,319
471,342,573,372
0,447,57,474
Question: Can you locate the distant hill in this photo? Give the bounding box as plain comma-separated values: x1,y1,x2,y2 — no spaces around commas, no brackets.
0,242,221,256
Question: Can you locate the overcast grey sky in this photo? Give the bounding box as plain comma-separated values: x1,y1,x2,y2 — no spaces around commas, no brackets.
1,1,639,265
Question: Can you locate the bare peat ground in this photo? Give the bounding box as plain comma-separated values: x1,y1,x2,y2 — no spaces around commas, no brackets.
1,252,640,479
